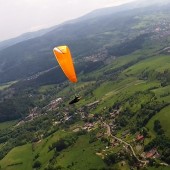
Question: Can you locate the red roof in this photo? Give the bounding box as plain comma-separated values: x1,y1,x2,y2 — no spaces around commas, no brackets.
136,134,144,141
146,152,154,158
146,148,157,158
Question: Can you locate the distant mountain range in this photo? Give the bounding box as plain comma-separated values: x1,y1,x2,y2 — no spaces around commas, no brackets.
0,27,57,51
0,0,170,84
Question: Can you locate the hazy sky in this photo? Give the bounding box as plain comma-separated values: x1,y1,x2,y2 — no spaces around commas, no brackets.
0,0,136,42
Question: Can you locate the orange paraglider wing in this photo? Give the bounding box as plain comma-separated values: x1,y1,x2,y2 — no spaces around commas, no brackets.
53,45,77,83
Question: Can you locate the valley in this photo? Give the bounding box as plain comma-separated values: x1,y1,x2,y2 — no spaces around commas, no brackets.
0,50,170,170
0,1,170,170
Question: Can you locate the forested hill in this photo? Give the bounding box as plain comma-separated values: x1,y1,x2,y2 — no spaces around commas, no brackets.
0,1,170,83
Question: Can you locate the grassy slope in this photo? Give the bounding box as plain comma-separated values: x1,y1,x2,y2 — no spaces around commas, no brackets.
124,55,170,75
0,144,33,170
0,129,106,170
147,105,170,138
57,134,106,170
81,54,169,113
0,120,18,131
153,85,170,103
0,52,170,170
0,130,69,170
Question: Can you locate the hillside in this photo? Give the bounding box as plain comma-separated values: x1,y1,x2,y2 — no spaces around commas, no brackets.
0,1,170,170
0,44,170,170
0,2,170,83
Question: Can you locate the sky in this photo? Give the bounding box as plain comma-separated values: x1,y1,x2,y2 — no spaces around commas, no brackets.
0,0,136,42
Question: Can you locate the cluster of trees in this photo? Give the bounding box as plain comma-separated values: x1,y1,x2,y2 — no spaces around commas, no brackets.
47,130,88,168
158,69,170,87
144,135,170,164
107,33,151,56
104,153,119,165
153,120,164,135
49,134,78,152
160,92,170,98
89,130,98,144
139,69,152,81
44,164,63,170
139,69,170,87
103,55,147,80
117,116,128,127
132,68,170,87
136,100,169,128
0,67,72,123
0,87,41,122
0,113,59,159
113,91,155,130
0,96,34,122
110,90,169,139
32,160,42,169
104,151,137,167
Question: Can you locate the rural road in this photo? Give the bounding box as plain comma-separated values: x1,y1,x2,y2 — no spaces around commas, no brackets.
104,122,148,165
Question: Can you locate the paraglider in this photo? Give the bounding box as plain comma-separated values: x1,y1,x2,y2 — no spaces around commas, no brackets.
69,96,81,105
53,45,77,83
53,45,80,104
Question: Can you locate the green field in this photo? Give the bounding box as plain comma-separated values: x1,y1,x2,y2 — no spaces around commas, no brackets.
0,128,107,170
0,36,170,170
0,144,33,170
147,105,170,138
124,55,170,76
0,120,18,130
0,130,69,170
152,85,170,103
56,134,107,170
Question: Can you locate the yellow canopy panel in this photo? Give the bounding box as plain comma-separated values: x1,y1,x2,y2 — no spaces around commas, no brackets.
53,45,77,83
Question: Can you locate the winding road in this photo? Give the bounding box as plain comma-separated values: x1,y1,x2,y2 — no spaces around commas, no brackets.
104,122,148,165
104,122,169,167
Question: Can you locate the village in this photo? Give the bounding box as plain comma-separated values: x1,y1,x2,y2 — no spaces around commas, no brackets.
14,96,169,169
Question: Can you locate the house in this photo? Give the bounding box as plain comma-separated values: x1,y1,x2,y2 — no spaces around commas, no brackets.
110,112,116,118
24,114,33,121
43,98,62,111
85,101,99,109
145,148,157,158
65,116,72,121
136,134,144,141
83,123,94,131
